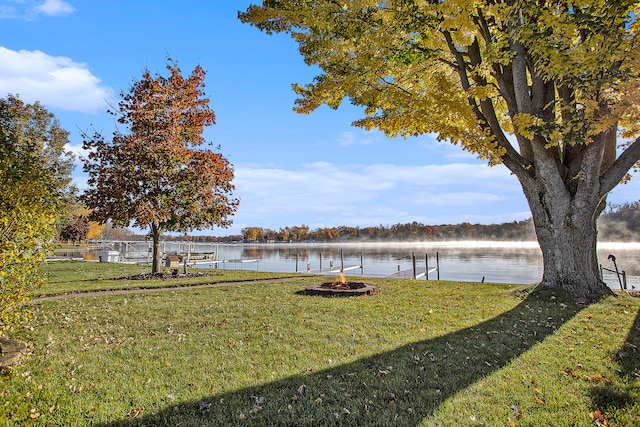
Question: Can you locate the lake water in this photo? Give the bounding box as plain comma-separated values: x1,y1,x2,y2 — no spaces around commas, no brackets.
202,241,640,288
65,241,640,289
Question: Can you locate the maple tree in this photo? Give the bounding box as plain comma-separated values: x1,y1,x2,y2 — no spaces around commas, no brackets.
1,95,74,336
59,214,89,245
81,60,239,274
58,205,105,242
241,1,640,301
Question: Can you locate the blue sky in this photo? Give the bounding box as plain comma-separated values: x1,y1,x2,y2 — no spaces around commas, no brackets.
1,0,638,236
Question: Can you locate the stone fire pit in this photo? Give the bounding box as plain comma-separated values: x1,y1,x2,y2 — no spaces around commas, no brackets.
303,281,380,297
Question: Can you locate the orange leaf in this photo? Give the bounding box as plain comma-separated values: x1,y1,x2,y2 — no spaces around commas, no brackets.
534,397,545,405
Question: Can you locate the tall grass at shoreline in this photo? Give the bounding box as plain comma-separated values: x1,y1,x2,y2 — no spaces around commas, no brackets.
1,261,638,426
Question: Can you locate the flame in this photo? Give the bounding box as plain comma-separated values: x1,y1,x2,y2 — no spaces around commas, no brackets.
332,273,349,288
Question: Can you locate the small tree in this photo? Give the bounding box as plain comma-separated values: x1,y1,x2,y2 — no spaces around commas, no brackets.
0,95,73,337
81,59,239,274
59,214,89,245
241,1,640,301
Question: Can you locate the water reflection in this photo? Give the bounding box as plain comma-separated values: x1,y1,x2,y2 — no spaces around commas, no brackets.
222,241,640,286
54,241,640,287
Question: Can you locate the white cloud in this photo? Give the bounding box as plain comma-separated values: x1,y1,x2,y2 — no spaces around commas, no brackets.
0,0,74,19
34,0,74,16
0,5,18,18
338,131,374,146
229,161,527,232
0,47,113,112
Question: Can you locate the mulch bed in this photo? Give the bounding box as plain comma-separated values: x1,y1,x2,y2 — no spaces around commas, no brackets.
113,271,221,281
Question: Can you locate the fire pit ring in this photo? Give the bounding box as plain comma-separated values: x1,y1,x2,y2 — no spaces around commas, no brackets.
303,281,380,297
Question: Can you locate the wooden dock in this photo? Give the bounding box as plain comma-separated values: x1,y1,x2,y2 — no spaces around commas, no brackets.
386,266,438,280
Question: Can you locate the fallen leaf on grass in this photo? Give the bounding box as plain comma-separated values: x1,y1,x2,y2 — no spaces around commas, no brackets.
588,374,613,383
199,400,211,411
534,397,545,405
127,407,145,418
510,405,522,420
589,410,609,426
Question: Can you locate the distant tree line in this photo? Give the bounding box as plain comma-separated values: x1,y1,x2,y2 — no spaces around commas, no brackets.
89,201,640,243
237,220,537,242
598,201,640,241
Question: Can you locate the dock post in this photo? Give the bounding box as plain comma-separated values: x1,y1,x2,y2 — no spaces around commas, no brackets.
360,252,364,275
412,252,417,280
296,254,299,273
608,254,624,291
319,253,322,272
341,249,344,273
425,254,429,280
436,252,440,280
623,270,627,290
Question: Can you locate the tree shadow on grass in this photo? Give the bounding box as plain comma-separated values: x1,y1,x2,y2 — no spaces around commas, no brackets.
589,302,640,416
97,288,585,427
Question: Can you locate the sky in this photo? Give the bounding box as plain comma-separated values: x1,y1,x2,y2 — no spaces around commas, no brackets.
1,0,638,237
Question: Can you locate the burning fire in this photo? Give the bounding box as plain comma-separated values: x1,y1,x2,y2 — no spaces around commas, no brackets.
331,273,349,288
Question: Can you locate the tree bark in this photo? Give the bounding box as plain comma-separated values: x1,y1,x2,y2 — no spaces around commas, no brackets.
151,223,161,275
522,181,614,303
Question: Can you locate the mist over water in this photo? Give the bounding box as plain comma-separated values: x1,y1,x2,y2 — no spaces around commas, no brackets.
212,241,640,286
66,240,640,288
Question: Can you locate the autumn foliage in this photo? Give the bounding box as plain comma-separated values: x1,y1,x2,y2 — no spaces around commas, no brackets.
241,1,640,301
81,59,238,273
0,95,73,336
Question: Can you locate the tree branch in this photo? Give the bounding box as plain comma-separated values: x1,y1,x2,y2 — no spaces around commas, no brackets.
600,136,640,196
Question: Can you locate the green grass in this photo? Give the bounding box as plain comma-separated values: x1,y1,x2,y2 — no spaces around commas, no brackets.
1,262,638,426
38,260,299,296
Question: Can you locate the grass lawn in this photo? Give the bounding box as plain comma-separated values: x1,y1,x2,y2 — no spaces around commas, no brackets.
1,261,638,426
38,260,300,297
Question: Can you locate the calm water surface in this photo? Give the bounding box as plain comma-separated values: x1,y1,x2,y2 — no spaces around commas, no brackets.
68,241,640,288
210,241,640,287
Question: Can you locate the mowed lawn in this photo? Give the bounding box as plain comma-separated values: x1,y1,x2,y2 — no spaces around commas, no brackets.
1,261,638,426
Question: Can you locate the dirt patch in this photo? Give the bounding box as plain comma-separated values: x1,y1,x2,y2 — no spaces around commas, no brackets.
0,336,27,369
113,271,222,281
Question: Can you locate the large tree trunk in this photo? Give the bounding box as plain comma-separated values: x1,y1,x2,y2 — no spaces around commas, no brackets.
523,182,614,303
151,223,161,275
